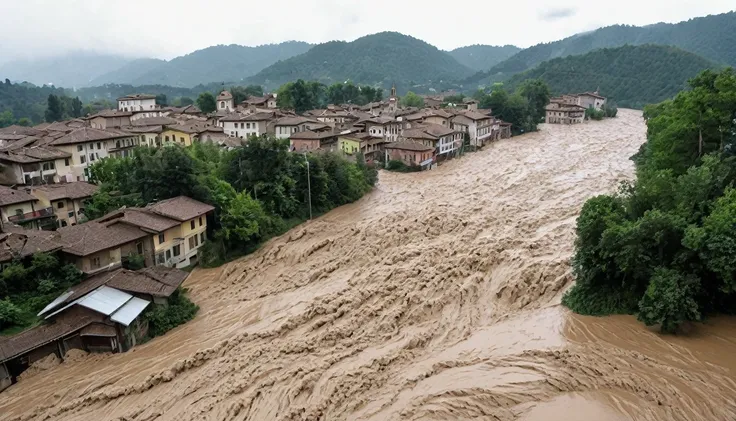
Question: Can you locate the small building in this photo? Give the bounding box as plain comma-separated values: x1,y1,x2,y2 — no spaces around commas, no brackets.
290,130,338,152
217,91,234,112
274,116,310,139
451,111,494,147
30,182,98,228
545,103,585,124
57,221,154,275
337,134,361,155
117,94,157,112
88,110,132,129
0,185,55,230
577,92,606,110
243,94,277,110
463,99,479,111
221,112,273,139
0,266,189,390
385,141,434,168
161,124,202,147
0,145,73,185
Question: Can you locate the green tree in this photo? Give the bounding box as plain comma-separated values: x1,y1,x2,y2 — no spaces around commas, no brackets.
155,93,168,106
638,268,701,333
518,79,550,124
401,91,424,108
71,97,83,118
44,94,63,122
244,85,264,97
0,110,14,128
17,117,31,126
197,92,217,113
217,192,268,244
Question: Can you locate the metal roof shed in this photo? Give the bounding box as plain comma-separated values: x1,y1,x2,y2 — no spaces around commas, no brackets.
110,297,151,326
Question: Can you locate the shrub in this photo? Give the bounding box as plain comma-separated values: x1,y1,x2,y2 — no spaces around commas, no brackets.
0,299,22,330
144,288,199,337
124,253,146,270
637,268,701,333
585,106,605,121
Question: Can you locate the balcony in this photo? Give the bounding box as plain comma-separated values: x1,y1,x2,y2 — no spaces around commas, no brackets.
7,207,55,223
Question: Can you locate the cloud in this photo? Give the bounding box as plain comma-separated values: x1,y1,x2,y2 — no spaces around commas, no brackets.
539,7,577,21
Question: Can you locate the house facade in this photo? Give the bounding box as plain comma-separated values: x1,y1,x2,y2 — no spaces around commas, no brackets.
221,113,272,139
51,128,140,182
577,92,606,110
545,103,586,124
451,111,494,147
0,186,55,230
31,182,98,228
274,116,310,139
217,91,234,112
385,141,434,167
117,94,157,112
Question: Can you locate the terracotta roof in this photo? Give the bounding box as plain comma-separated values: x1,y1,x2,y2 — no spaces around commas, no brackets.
385,141,434,152
220,112,274,122
97,208,179,233
402,128,437,141
275,116,310,126
122,125,164,134
32,182,98,201
57,222,148,256
0,307,103,362
166,123,210,134
418,123,456,138
90,109,133,118
0,228,62,262
0,186,37,207
217,91,233,101
426,109,453,118
459,111,492,121
130,116,179,126
117,94,156,101
0,126,43,136
578,92,606,99
146,196,214,222
51,127,132,146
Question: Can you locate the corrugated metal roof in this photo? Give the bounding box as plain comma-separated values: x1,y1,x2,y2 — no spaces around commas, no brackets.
110,297,150,326
38,291,74,317
78,286,133,316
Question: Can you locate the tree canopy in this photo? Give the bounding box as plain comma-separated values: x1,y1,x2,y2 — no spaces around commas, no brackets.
197,92,217,113
563,68,736,333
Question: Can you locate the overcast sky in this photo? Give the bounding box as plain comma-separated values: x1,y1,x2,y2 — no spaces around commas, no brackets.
1,0,733,64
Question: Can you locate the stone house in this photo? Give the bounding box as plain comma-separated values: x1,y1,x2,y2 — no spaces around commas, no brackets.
0,186,56,230
385,141,434,167
545,103,585,124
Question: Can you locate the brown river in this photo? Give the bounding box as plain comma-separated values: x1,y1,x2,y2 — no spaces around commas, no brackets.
2,109,736,420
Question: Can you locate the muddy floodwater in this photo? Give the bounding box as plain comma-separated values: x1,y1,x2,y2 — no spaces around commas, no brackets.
2,109,736,420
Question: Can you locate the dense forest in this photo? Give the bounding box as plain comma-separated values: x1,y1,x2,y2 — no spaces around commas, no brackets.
247,32,474,90
465,11,736,85
0,80,69,125
563,68,736,333
447,45,521,72
504,45,716,109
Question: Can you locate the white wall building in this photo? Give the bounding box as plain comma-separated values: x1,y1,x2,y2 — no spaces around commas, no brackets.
117,94,157,112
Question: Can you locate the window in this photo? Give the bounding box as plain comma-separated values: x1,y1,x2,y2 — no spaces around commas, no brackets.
14,209,23,216
199,217,203,227
240,123,244,129
188,236,195,250
172,245,181,257
157,253,165,265
77,145,84,152
180,137,185,143
194,234,199,246
190,220,195,230
96,142,101,150
165,249,171,260
60,220,68,227
158,233,165,244
56,201,64,209
64,158,70,166
200,232,205,243
136,242,143,255
80,155,86,164
165,135,170,142
92,257,101,268
89,154,95,162
68,211,74,218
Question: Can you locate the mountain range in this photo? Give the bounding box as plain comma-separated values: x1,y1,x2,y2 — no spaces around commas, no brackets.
465,11,736,86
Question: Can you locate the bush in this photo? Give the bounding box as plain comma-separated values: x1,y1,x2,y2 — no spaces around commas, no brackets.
124,253,146,270
603,103,618,118
144,288,199,337
585,106,605,120
637,268,701,333
0,299,22,330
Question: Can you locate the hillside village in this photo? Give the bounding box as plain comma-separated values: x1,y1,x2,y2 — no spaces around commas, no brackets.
0,81,611,390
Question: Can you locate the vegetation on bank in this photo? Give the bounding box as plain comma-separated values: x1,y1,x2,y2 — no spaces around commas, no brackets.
0,253,83,334
472,79,551,134
563,68,736,333
144,288,199,337
87,136,378,266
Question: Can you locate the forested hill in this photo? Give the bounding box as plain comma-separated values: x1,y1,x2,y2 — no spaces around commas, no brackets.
466,11,736,85
447,45,521,71
0,52,132,88
116,42,314,87
247,32,474,90
506,45,717,109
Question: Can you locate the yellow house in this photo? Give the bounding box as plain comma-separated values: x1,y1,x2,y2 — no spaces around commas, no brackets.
31,182,98,228
97,196,214,268
161,124,204,147
338,135,361,155
0,185,57,230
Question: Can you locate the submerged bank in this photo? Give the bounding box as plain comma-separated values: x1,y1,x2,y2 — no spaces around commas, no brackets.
1,110,735,421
